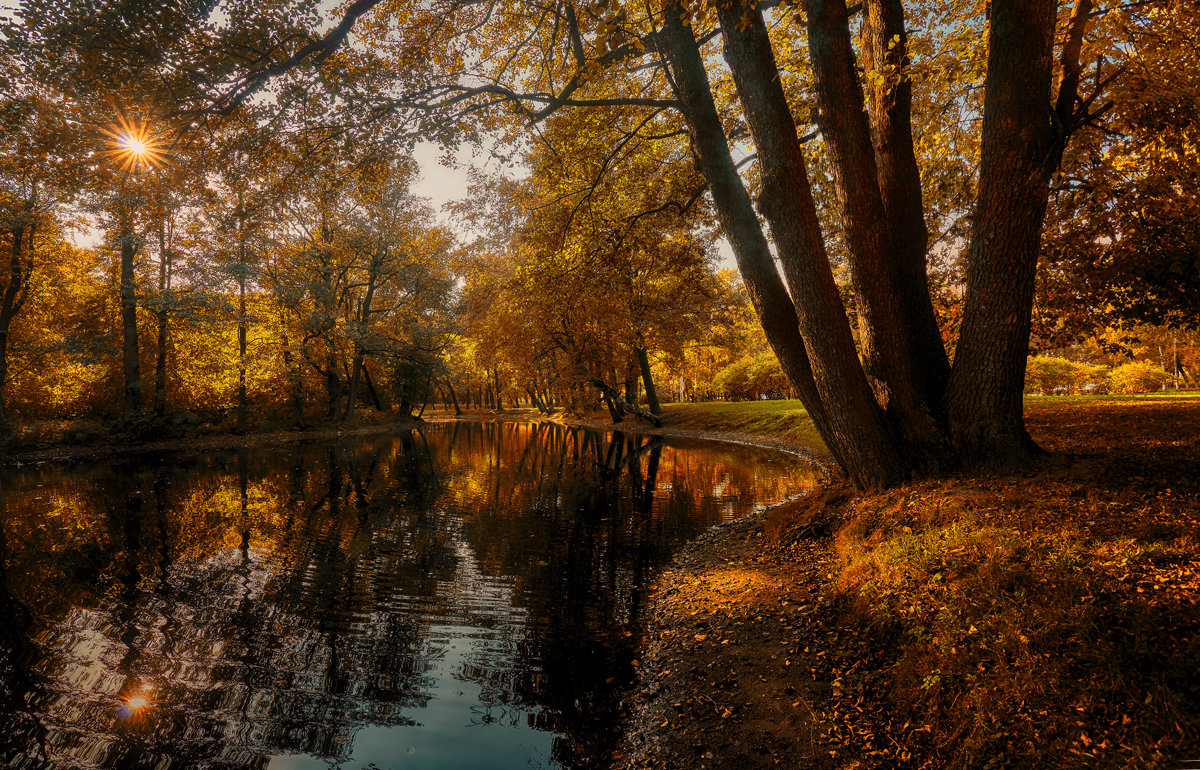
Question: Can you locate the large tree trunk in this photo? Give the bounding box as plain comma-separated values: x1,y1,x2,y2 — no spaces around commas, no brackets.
636,347,662,416
662,3,899,486
119,231,142,425
946,0,1059,464
802,0,945,460
860,0,951,413
624,357,639,407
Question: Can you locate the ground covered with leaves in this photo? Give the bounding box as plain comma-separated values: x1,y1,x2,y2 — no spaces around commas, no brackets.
616,397,1200,769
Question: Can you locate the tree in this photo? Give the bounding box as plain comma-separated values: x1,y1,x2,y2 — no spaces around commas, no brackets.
184,0,1109,487
0,89,83,436
1038,3,1200,342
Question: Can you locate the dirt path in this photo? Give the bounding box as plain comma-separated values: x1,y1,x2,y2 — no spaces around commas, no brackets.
616,505,844,769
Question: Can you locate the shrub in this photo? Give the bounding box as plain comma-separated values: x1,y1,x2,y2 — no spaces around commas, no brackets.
1025,355,1109,395
1107,361,1172,393
712,358,753,400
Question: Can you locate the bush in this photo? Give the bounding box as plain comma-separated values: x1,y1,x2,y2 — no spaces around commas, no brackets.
712,358,753,400
1025,355,1109,395
1107,361,1172,393
712,353,788,400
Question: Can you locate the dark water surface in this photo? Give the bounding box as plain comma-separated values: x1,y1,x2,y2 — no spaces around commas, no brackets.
0,421,816,769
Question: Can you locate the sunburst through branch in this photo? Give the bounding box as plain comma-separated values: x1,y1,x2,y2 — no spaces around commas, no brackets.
104,114,170,172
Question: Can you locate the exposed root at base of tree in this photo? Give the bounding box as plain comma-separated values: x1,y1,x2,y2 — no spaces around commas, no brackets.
615,399,1200,769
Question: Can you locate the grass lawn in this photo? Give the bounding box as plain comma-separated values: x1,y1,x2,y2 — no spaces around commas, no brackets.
659,392,1200,456
661,398,823,449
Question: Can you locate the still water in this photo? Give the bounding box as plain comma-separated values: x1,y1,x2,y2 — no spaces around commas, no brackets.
0,421,816,769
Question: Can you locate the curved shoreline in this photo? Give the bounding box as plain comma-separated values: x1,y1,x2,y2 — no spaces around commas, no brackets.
536,414,833,476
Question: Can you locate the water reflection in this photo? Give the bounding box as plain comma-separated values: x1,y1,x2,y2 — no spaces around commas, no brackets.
0,422,815,769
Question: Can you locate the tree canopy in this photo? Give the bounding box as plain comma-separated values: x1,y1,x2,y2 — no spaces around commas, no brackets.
1,0,1197,487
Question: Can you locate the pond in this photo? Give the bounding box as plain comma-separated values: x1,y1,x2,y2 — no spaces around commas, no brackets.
0,421,817,769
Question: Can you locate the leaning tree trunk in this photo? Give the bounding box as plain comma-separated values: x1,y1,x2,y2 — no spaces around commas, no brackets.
801,0,946,459
444,376,462,415
589,378,662,427
946,0,1059,464
636,347,662,416
662,4,899,486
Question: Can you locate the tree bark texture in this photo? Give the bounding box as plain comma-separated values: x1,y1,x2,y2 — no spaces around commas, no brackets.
674,0,1078,484
662,3,902,485
803,0,945,458
860,0,951,412
946,0,1058,463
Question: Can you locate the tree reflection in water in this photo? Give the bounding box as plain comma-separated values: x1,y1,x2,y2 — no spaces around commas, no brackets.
0,422,815,769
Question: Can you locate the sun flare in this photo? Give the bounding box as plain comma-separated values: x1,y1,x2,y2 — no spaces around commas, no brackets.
104,115,169,172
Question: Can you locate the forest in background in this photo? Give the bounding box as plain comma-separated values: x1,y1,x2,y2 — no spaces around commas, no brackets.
1,1,1199,481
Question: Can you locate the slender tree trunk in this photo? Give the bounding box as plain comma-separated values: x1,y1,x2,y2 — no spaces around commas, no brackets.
359,364,381,411
326,353,341,419
153,221,170,419
946,0,1059,463
342,280,375,424
444,377,462,415
236,275,248,432
119,231,142,425
416,377,430,418
662,5,897,485
493,367,503,410
278,310,305,429
0,225,26,438
636,347,662,416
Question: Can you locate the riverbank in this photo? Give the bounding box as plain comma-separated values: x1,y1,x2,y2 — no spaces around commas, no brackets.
0,413,428,466
615,396,1200,769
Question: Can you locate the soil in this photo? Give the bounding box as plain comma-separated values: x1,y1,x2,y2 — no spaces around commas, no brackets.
613,398,1200,769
